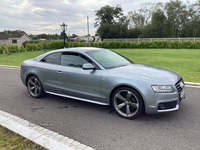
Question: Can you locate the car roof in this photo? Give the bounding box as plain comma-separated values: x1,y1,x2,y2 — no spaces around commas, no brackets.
34,47,108,61
54,47,106,53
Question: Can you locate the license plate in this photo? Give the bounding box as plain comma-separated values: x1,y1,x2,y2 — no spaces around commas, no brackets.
180,88,185,100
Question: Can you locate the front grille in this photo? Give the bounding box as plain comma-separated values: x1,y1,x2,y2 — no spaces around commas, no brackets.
175,79,185,93
158,101,177,110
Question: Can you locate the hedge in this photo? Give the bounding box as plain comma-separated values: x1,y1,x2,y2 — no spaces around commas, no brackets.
169,41,182,49
1,40,200,55
7,45,19,53
183,40,194,49
195,40,200,49
0,45,7,54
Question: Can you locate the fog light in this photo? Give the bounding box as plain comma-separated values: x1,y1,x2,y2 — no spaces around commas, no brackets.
158,104,166,110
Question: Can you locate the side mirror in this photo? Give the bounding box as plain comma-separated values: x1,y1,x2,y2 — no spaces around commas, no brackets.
82,63,95,70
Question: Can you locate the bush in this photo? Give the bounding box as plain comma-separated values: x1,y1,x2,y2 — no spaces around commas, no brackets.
32,43,37,51
138,41,146,48
99,41,108,48
0,45,7,54
78,42,85,47
115,41,121,48
130,42,137,48
169,41,182,49
65,42,69,48
22,40,41,47
92,42,99,47
36,43,43,50
195,40,200,49
0,46,3,54
108,41,121,48
183,40,194,49
160,40,168,48
7,45,19,53
108,41,115,48
126,42,131,48
26,43,33,51
148,41,154,48
152,40,160,48
49,41,63,49
14,45,19,52
90,42,94,47
46,43,51,50
71,42,79,47
41,42,47,50
19,44,25,52
144,41,150,48
86,43,90,47
120,42,127,48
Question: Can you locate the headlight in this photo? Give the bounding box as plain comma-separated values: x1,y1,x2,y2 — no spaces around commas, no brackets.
152,85,175,93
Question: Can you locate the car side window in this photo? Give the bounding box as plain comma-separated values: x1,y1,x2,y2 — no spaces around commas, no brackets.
41,53,61,65
61,53,90,68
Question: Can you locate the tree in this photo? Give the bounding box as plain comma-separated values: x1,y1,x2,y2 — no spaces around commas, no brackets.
71,34,78,38
165,0,188,37
180,1,200,37
133,8,166,38
128,2,164,28
60,32,67,39
94,5,128,39
127,27,142,38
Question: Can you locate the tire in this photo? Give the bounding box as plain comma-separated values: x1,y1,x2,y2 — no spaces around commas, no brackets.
27,75,44,98
111,87,143,119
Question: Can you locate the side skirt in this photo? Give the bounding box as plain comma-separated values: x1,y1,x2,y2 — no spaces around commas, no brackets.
45,91,109,106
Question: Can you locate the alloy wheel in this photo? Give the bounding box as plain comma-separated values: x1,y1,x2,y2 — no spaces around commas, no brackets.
113,89,140,118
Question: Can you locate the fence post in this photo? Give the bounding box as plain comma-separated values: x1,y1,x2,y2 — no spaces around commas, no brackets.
151,38,152,42
138,38,139,43
194,38,195,43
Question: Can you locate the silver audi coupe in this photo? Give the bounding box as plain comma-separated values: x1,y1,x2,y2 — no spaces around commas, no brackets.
20,47,185,119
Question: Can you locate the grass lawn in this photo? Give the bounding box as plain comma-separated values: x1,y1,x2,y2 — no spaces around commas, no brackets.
112,49,200,83
0,125,47,150
0,48,199,82
0,50,52,67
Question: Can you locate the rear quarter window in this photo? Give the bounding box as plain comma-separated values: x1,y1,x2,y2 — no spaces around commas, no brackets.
41,52,61,65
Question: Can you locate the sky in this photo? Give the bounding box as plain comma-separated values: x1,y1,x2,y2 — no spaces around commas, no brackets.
0,0,197,36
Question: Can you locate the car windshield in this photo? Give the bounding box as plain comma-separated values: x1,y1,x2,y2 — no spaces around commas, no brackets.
86,50,132,69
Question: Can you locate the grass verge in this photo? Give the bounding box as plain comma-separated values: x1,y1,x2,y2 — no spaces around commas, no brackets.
0,125,47,150
0,48,199,82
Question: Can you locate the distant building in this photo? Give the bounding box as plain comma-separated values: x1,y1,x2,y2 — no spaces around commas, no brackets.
77,35,101,42
0,31,31,47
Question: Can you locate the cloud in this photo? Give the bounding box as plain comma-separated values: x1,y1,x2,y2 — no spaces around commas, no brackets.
0,0,196,36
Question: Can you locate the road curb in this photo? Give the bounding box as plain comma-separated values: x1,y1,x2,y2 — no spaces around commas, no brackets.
184,82,200,86
0,65,20,69
0,110,95,150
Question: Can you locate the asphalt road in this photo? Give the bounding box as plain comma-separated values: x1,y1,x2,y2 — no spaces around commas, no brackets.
0,67,200,150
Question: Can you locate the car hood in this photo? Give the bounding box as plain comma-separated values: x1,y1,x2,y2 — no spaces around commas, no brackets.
107,63,181,85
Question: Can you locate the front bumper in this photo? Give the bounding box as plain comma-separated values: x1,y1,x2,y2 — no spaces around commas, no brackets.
145,79,185,114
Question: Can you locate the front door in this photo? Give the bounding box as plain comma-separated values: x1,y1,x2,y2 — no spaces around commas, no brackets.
56,52,101,102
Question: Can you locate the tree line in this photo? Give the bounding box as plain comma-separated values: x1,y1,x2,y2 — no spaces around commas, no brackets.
94,0,200,39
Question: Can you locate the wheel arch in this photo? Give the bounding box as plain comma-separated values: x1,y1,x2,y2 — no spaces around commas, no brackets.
25,73,39,86
109,85,146,113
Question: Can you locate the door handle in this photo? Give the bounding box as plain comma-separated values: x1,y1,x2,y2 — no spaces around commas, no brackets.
57,71,63,75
